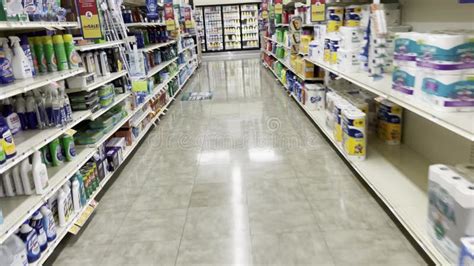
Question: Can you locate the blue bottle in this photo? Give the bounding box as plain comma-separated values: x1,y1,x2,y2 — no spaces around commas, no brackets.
19,223,41,263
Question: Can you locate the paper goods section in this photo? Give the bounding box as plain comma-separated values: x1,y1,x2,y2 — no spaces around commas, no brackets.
260,0,474,265
0,1,201,265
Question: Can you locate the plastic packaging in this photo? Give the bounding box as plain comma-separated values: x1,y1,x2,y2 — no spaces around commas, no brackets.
40,206,57,242
0,244,13,266
71,179,81,212
20,35,36,76
99,51,110,76
25,93,39,129
52,35,69,71
15,95,28,130
0,37,14,84
4,234,28,266
2,170,15,196
60,134,76,162
49,138,64,167
3,98,21,134
30,211,48,252
18,223,41,263
9,36,34,79
93,51,101,76
32,37,47,73
20,159,34,195
0,116,16,158
32,150,48,194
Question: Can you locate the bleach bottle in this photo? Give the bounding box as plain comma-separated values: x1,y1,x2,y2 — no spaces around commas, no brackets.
0,37,14,84
4,234,28,266
0,116,17,159
40,206,57,242
9,36,33,79
18,223,40,263
30,211,48,252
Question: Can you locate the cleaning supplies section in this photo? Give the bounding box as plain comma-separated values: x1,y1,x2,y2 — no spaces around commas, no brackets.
260,1,473,265
0,1,200,265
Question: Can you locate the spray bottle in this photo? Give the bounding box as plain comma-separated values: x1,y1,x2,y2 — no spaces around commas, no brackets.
62,34,80,69
9,36,34,79
15,95,28,130
0,116,16,159
42,36,57,72
25,93,39,129
33,90,48,128
20,35,37,76
2,98,21,135
58,82,72,122
32,36,47,73
52,35,68,71
0,37,14,84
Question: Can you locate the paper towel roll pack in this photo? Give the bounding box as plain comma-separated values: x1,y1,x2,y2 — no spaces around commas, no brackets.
305,83,326,111
428,164,474,263
376,99,403,145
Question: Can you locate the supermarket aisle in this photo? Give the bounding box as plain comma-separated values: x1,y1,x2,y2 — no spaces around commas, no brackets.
51,58,425,265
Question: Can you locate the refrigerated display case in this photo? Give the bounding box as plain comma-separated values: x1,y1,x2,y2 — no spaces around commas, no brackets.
204,6,224,51
240,4,259,49
197,3,260,53
194,7,206,52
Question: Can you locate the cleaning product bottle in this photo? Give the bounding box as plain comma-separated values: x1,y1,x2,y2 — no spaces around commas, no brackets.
32,36,47,73
62,181,73,219
0,116,16,158
44,88,53,127
9,36,33,79
56,188,67,227
60,133,76,162
42,35,57,72
99,51,110,76
71,179,81,212
15,95,28,130
51,89,62,127
18,223,41,263
49,138,64,167
30,211,47,252
12,165,24,195
0,37,14,84
75,172,86,206
58,83,72,122
40,146,52,167
4,234,28,266
62,34,80,69
0,244,14,266
84,52,95,74
20,35,36,76
20,159,34,195
52,35,68,71
33,90,48,128
2,170,15,196
2,98,21,135
25,93,39,129
40,206,57,242
93,51,102,76
32,150,48,194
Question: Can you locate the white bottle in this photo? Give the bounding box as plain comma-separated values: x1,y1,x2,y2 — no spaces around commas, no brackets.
32,151,48,194
15,95,27,130
0,37,13,66
99,51,110,76
40,206,57,242
0,244,14,266
20,159,34,195
57,188,67,227
4,234,28,266
71,179,81,212
11,165,24,195
26,93,41,129
9,36,33,79
93,51,102,76
30,211,47,252
2,170,15,197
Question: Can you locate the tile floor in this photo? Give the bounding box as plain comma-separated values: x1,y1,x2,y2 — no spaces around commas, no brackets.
50,58,426,265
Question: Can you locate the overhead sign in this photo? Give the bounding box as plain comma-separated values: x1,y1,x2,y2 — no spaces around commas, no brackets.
76,0,102,39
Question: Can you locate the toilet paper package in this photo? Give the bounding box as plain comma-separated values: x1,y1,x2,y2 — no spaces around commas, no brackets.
339,26,363,50
333,99,352,143
420,72,474,112
376,99,402,145
456,164,474,182
326,6,344,33
344,5,362,27
459,237,474,266
305,83,326,111
392,66,419,97
418,33,474,67
394,32,420,67
325,91,340,130
342,108,366,160
338,49,360,73
428,164,474,263
329,34,341,65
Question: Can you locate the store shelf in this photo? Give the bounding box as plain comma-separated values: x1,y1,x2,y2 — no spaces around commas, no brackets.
0,147,96,245
76,40,125,52
304,57,474,141
130,107,151,127
0,21,79,30
243,38,259,41
179,56,197,71
66,71,128,93
178,44,197,54
89,92,132,120
262,50,323,82
146,57,178,78
139,40,177,53
86,112,134,149
264,63,451,265
179,66,197,91
125,22,164,27
0,68,85,100
0,110,91,175
263,36,290,49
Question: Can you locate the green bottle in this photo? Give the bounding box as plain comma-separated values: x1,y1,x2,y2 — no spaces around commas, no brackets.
60,133,76,162
62,34,80,69
49,138,64,166
32,37,47,73
0,143,6,165
42,36,58,72
52,35,69,71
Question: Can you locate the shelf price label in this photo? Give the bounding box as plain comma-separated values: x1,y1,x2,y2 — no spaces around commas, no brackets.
275,0,283,14
76,0,103,39
311,0,326,22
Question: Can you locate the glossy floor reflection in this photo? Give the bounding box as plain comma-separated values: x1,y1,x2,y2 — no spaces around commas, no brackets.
52,58,426,266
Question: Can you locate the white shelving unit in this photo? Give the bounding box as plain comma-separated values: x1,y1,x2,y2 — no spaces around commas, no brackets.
88,92,132,121
262,49,322,82
139,40,177,53
178,44,197,54
0,21,79,30
263,63,451,265
0,68,85,100
125,22,165,27
0,110,92,175
66,71,128,93
304,57,474,141
146,57,178,78
76,40,125,52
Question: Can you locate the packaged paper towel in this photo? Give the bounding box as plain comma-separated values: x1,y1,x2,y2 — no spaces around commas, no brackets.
428,164,474,263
